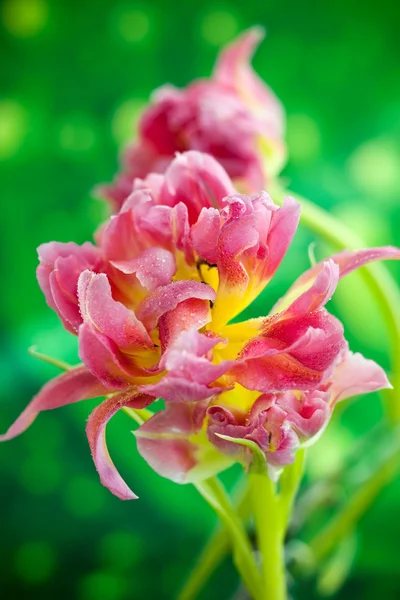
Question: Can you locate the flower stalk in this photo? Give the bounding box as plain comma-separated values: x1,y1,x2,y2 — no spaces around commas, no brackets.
194,477,262,600
249,467,286,600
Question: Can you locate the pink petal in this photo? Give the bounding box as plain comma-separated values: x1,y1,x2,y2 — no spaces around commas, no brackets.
275,246,400,314
86,390,153,500
264,196,301,281
158,297,212,350
137,280,216,331
78,322,144,389
37,242,103,334
213,27,285,138
78,271,153,350
190,207,221,265
140,379,225,403
0,366,110,441
141,329,232,402
160,151,235,224
231,311,345,392
329,349,392,404
110,247,176,291
278,390,331,438
134,402,207,483
283,260,340,318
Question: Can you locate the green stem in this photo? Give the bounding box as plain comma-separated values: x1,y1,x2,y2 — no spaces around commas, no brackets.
194,477,262,600
121,406,154,426
28,346,73,371
279,449,306,530
178,477,250,600
272,185,400,423
249,468,287,600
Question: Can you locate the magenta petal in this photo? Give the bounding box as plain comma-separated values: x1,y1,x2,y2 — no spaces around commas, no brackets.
190,207,221,264
78,271,153,350
275,246,400,313
213,27,285,138
86,390,153,500
0,366,110,441
232,312,345,392
158,297,212,350
78,322,138,389
110,247,176,291
329,349,392,404
141,329,232,402
265,196,301,280
49,270,82,333
283,260,340,318
137,280,216,331
141,379,224,403
37,242,102,333
135,402,206,483
161,151,235,224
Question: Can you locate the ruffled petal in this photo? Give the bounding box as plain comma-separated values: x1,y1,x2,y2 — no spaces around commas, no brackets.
86,390,153,500
282,259,340,318
141,330,232,402
274,246,400,313
264,196,301,281
213,27,286,177
78,271,153,350
37,242,103,334
208,194,300,329
160,151,235,224
110,247,176,291
135,401,232,483
230,311,345,392
328,349,392,404
137,280,216,331
213,27,284,134
78,322,140,389
158,297,213,350
0,366,110,441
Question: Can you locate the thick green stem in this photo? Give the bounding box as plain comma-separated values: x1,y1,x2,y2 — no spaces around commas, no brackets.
178,477,250,600
194,477,262,600
249,468,286,600
279,449,306,529
272,184,400,423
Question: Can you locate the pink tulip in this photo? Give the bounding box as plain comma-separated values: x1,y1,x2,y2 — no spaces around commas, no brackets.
99,28,286,212
3,151,399,498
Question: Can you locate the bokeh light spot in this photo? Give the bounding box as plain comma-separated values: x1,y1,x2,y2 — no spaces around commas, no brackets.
1,0,48,38
99,531,143,570
0,99,29,159
79,572,128,600
114,8,150,43
200,10,239,46
111,99,146,145
287,113,321,163
58,115,97,155
65,475,107,518
347,138,400,199
14,541,56,584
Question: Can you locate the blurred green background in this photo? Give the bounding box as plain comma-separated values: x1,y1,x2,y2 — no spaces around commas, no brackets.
1,0,400,598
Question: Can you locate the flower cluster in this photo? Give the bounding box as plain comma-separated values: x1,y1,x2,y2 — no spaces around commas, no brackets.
2,30,399,501
100,28,286,212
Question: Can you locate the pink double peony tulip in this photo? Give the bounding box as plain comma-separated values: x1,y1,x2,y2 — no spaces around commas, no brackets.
100,28,286,212
2,151,398,499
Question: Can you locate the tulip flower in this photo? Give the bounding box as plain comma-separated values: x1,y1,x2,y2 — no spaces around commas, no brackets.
100,28,286,212
1,151,398,502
